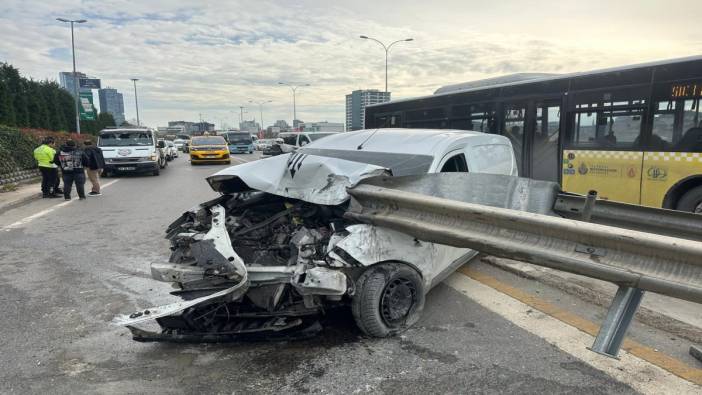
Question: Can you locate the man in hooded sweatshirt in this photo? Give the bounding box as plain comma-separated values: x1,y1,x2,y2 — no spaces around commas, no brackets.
53,140,89,200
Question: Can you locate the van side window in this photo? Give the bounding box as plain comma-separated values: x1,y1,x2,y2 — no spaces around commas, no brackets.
440,153,469,172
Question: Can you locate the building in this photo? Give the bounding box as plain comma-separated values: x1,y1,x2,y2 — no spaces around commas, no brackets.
292,119,304,130
239,120,261,133
192,122,215,133
301,121,344,133
345,89,391,131
98,88,125,126
273,120,290,130
157,126,186,136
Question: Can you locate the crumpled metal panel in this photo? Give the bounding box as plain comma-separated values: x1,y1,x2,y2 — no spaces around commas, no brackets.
207,152,390,205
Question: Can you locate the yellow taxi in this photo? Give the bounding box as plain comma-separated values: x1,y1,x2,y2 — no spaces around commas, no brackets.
189,135,231,165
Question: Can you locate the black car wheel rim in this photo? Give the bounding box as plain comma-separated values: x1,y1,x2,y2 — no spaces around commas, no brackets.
380,278,416,326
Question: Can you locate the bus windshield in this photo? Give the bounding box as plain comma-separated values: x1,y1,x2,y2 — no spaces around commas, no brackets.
99,131,153,147
223,133,252,145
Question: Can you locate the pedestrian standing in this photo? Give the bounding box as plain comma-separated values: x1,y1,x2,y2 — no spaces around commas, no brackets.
83,139,105,196
53,140,89,201
33,137,60,198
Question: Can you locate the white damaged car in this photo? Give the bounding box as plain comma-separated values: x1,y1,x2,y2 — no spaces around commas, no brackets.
115,129,517,342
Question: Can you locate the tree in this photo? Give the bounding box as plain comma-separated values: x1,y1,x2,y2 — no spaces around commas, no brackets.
0,79,15,125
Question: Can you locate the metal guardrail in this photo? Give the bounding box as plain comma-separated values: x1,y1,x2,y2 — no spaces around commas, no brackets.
345,173,702,357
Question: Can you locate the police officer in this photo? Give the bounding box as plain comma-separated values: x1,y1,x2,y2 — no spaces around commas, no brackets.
33,137,60,198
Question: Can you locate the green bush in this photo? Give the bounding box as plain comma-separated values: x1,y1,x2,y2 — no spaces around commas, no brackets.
0,126,38,176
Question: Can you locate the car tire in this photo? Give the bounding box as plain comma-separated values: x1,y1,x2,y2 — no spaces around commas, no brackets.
351,262,425,337
675,185,702,213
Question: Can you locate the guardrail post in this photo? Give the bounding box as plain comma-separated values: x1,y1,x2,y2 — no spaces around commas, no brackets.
590,286,644,358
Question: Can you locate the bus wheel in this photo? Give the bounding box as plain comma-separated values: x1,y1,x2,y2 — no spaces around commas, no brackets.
675,185,702,213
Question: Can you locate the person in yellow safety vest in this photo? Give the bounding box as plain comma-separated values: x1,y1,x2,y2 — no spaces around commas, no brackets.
33,136,62,198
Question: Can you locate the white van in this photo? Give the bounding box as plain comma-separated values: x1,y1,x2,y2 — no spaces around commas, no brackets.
98,128,167,176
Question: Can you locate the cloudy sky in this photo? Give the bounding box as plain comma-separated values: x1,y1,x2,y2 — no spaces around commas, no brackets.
1,0,700,129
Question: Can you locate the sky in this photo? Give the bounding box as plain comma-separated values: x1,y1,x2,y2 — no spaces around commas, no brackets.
1,0,700,129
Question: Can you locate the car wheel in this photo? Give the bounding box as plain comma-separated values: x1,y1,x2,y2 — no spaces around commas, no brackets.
351,262,425,337
675,185,702,213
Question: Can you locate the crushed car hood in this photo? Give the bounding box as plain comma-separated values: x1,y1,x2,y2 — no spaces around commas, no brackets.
207,152,390,205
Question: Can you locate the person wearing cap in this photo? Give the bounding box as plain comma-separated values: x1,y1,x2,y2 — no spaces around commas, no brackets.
33,136,60,198
83,139,105,196
53,139,89,200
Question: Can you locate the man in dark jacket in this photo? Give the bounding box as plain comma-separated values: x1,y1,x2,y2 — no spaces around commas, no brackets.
53,140,89,200
83,139,105,196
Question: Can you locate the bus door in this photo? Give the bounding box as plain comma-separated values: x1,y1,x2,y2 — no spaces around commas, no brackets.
530,101,562,182
502,102,528,175
562,92,646,204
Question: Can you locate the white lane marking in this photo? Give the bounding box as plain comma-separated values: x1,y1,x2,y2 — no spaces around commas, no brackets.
3,179,119,231
444,273,700,393
230,155,256,164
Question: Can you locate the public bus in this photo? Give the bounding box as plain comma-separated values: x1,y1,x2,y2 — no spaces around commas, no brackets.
365,56,702,212
217,131,255,154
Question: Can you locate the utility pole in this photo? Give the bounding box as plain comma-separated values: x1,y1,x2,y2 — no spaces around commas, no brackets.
56,18,87,134
131,78,140,126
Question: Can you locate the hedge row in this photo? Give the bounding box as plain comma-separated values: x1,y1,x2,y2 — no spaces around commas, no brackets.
0,125,87,183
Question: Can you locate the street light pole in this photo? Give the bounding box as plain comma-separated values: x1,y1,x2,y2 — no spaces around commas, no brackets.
278,82,309,127
57,18,87,134
130,78,140,126
359,35,414,93
249,99,272,132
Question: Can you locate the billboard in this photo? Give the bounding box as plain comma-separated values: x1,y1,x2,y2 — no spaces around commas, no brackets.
79,78,101,89
79,91,96,121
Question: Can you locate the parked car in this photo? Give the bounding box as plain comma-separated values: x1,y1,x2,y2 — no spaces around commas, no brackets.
189,135,231,165
98,128,167,176
117,129,517,341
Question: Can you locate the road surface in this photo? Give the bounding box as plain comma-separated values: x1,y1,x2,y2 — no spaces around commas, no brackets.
0,152,699,394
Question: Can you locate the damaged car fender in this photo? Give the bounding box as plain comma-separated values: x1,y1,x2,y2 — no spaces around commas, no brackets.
331,224,475,291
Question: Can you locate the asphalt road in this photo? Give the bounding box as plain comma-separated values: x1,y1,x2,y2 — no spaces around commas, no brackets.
0,152,688,394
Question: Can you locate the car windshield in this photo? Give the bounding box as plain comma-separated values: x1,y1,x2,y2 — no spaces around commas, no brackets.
192,137,226,146
308,133,336,141
99,132,153,147
298,147,434,176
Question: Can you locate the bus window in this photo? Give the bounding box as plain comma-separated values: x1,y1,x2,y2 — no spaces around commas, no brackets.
650,98,701,152
450,103,496,133
651,101,676,150
532,104,561,181
570,108,643,149
503,104,526,173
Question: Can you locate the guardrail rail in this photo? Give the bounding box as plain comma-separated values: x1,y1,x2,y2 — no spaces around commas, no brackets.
345,173,702,358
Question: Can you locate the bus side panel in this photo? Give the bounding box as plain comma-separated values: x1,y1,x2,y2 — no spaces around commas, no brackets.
640,152,702,208
562,150,643,204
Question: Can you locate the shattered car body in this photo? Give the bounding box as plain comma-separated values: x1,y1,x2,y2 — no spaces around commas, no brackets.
115,129,517,341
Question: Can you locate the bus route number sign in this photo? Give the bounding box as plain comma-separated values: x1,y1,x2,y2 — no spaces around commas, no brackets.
671,82,701,99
